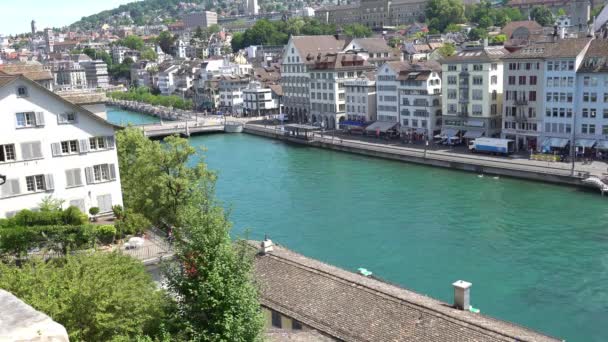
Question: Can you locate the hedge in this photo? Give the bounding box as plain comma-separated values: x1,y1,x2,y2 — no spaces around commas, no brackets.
0,206,87,228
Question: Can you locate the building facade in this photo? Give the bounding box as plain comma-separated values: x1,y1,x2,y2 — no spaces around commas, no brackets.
344,73,377,122
243,81,282,116
182,12,218,30
80,60,109,89
218,75,250,115
441,46,506,140
0,74,123,218
316,0,427,29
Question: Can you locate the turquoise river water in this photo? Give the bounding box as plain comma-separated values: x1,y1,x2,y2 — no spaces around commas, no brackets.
109,107,608,341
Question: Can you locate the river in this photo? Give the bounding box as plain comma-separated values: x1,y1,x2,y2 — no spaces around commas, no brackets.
108,107,608,341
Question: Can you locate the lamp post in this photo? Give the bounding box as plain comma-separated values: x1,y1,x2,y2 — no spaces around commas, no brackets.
570,111,576,176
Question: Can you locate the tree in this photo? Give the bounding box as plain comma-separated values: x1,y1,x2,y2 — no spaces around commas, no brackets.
141,47,158,61
208,24,221,34
425,0,466,32
468,27,488,40
557,8,567,17
342,23,373,38
530,6,554,27
118,35,145,51
491,34,507,44
0,253,167,341
437,43,456,57
157,31,176,54
388,36,402,48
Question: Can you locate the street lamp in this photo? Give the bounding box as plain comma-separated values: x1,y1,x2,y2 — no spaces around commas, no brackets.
0,174,6,186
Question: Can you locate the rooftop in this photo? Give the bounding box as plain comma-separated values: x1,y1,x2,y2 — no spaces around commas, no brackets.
504,37,592,60
443,46,509,63
291,35,346,63
0,62,53,81
578,39,608,73
251,241,561,342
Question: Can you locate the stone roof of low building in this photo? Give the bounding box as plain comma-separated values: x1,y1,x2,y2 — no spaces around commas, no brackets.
578,39,608,73
501,21,543,39
503,37,592,60
291,36,346,63
251,241,561,342
349,38,393,53
0,62,53,81
268,83,283,96
57,91,108,105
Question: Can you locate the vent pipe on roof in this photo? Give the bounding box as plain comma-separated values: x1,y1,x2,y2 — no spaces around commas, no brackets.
560,27,566,39
452,280,472,310
260,235,274,254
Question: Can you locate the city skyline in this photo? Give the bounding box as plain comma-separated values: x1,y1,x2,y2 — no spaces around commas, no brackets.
2,0,136,35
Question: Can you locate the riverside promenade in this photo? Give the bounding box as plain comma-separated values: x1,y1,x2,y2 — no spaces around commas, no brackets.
243,123,608,190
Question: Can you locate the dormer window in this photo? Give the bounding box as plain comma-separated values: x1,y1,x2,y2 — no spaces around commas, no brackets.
58,111,77,124
17,86,28,97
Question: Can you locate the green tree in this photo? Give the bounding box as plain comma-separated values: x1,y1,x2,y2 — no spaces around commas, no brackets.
556,8,567,17
118,35,145,50
437,43,456,57
468,27,488,40
141,47,158,61
491,34,507,44
477,15,493,28
530,6,554,27
425,0,466,32
157,31,176,54
0,253,167,341
342,23,373,38
208,24,221,34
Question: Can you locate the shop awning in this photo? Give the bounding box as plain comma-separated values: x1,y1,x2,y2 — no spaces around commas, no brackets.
597,140,608,150
463,130,484,139
542,137,569,148
340,120,366,127
575,139,596,148
365,121,398,133
440,128,459,138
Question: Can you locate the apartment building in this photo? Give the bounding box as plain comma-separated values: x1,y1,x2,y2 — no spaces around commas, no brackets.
80,60,109,89
316,0,427,29
500,52,545,151
441,45,506,140
376,60,442,137
342,38,401,66
48,60,88,91
281,35,345,123
539,38,592,152
309,52,375,129
158,64,180,95
0,73,122,218
575,39,608,154
344,72,377,123
218,74,250,115
243,82,282,116
182,11,218,30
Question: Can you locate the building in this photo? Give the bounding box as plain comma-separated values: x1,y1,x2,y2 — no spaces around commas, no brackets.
218,74,250,115
574,39,608,155
48,60,88,91
342,38,401,66
506,0,595,30
316,0,428,29
281,35,346,123
0,62,53,90
0,73,123,218
182,11,218,30
243,81,282,116
157,64,180,95
111,45,139,64
309,52,375,129
376,60,442,137
344,71,377,123
80,60,109,89
440,45,507,141
251,239,561,342
247,0,259,16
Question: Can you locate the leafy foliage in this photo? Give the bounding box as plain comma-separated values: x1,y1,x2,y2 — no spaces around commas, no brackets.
465,0,523,29
157,31,177,54
0,224,96,256
530,5,554,27
115,210,151,237
0,253,167,341
425,0,466,33
437,43,456,57
342,24,373,38
468,27,489,41
0,206,87,228
109,87,193,109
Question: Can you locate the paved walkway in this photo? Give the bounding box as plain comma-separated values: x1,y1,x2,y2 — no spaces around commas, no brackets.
245,124,607,179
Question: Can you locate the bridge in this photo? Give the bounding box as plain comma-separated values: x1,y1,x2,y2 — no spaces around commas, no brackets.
136,119,226,138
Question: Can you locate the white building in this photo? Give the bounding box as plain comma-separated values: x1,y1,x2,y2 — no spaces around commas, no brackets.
80,60,109,89
342,38,401,66
247,0,259,16
218,75,250,114
309,52,375,129
441,45,507,140
158,64,180,95
243,81,282,116
182,11,218,30
575,39,608,155
344,72,377,123
281,35,346,123
540,37,592,153
48,61,88,91
376,60,442,137
0,73,123,218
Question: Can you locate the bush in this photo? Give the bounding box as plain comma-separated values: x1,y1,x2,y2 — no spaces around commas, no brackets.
62,206,88,225
0,225,96,256
116,211,151,237
8,207,87,227
94,224,117,244
112,205,125,220
89,207,100,221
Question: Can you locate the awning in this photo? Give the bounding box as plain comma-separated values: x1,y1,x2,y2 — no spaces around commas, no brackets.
575,139,596,148
365,121,398,133
340,120,366,127
440,128,459,138
542,137,569,148
463,130,484,139
466,120,485,128
597,140,608,150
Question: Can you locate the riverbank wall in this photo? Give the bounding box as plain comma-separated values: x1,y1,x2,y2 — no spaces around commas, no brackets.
243,124,595,189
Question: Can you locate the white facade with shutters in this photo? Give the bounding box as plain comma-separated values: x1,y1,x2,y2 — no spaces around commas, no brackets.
0,76,123,218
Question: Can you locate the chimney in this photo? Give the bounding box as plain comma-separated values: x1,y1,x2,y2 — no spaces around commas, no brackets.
452,280,472,310
260,236,274,254
560,27,566,39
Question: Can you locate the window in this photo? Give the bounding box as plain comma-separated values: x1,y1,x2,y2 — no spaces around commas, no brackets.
17,86,28,97
491,76,497,85
271,311,282,328
65,168,83,188
20,141,43,160
582,124,588,134
59,140,79,154
603,125,608,135
491,63,497,71
16,112,43,128
492,90,497,101
448,65,457,71
89,136,114,151
519,76,526,85
292,320,303,330
473,64,483,71
86,164,116,184
447,76,457,85
58,112,77,124
472,104,483,115
530,76,537,85
472,76,483,85
448,89,457,99
529,91,536,101
472,89,483,100
25,174,51,192
590,124,596,134
0,144,16,162
508,76,516,85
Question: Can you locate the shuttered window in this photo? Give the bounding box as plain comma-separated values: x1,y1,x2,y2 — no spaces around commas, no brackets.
58,112,77,124
25,174,53,192
89,136,115,151
85,164,117,184
0,144,16,162
15,112,44,128
20,141,43,160
65,168,83,188
0,179,21,198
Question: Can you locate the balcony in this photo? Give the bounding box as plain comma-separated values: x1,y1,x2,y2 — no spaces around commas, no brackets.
514,99,528,106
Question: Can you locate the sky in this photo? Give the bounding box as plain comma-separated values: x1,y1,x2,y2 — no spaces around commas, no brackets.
1,0,137,35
